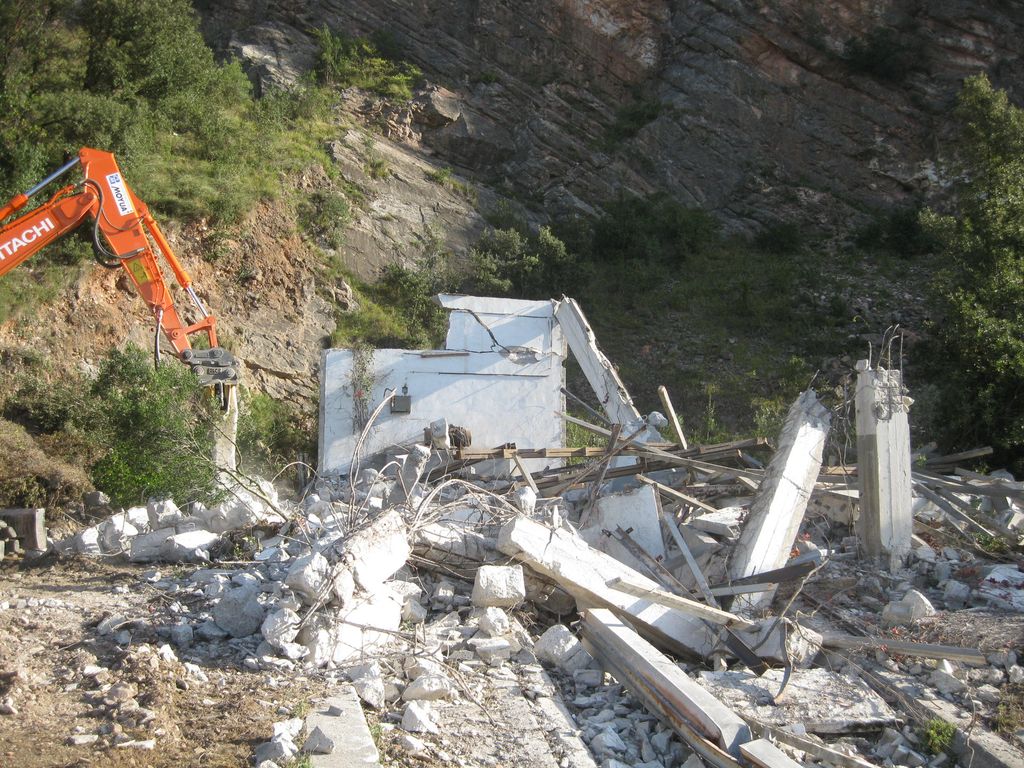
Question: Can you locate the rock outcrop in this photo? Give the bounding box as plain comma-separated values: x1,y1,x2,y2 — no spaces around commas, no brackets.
197,0,1024,231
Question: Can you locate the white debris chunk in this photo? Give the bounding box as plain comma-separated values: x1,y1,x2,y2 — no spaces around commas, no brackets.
471,564,526,607
401,701,439,733
261,608,300,648
534,624,593,673
285,551,330,604
302,725,335,755
147,498,183,530
213,585,265,638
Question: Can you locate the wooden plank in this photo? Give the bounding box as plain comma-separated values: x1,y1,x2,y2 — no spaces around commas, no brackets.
654,492,720,607
497,516,715,658
512,454,539,495
819,632,986,664
637,475,721,515
740,738,807,768
924,446,993,466
658,385,689,450
606,576,754,629
913,482,995,537
581,608,750,761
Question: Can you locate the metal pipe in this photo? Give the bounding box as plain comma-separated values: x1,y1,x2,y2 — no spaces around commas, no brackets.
24,156,81,198
186,285,210,318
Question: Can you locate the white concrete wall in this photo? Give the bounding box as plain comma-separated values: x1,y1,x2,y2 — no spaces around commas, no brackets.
320,297,566,476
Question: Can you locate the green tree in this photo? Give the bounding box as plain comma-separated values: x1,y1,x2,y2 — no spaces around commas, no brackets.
88,345,219,506
923,74,1024,471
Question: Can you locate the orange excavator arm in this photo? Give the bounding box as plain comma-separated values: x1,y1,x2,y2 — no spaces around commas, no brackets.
0,148,239,394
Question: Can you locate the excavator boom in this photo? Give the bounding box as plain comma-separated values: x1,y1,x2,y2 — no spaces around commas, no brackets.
0,148,239,394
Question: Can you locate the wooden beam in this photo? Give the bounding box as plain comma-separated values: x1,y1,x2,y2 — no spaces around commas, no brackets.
512,454,539,495
658,385,689,450
606,576,754,629
819,632,986,665
637,475,720,515
654,492,719,607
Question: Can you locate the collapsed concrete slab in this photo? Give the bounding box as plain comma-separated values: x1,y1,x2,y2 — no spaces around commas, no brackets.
696,668,899,734
728,390,830,611
498,515,716,658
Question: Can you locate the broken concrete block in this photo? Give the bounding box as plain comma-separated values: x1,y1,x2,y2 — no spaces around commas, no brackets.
285,551,330,604
301,590,402,668
160,530,219,562
254,737,297,764
97,515,138,554
469,636,512,664
882,589,936,626
943,580,971,607
534,624,594,673
581,484,665,569
261,607,300,648
478,606,511,637
169,623,193,649
690,508,743,538
347,661,386,709
147,498,183,530
74,526,102,556
402,674,454,701
978,564,1024,611
343,509,410,591
213,585,265,638
128,527,176,562
401,701,439,733
513,486,537,515
930,669,967,696
302,725,335,755
471,564,526,607
393,444,432,504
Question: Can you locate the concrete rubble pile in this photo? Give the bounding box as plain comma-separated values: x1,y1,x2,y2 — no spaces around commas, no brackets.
36,297,1024,768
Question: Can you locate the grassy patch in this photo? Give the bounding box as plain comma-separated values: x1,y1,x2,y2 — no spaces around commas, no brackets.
996,683,1024,735
923,718,956,755
313,27,422,100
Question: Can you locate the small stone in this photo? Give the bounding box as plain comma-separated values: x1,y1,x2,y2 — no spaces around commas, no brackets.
402,600,427,624
402,674,454,701
591,727,627,754
401,701,438,733
478,606,511,637
1009,665,1024,685
67,734,100,746
213,585,265,638
169,624,193,649
302,725,335,755
400,733,427,754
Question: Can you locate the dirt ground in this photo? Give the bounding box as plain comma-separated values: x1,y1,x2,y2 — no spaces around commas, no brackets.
0,556,326,768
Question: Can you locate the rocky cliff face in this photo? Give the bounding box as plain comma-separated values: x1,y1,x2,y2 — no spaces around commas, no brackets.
198,0,1024,231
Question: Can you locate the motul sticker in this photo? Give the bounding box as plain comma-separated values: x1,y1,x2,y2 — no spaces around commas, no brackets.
105,172,135,216
0,218,55,260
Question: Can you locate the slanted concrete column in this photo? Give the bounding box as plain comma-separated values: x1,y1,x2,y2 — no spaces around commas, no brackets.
855,360,912,571
728,390,830,612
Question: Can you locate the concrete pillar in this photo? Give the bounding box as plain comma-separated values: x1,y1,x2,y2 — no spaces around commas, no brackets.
855,360,913,571
728,390,830,612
